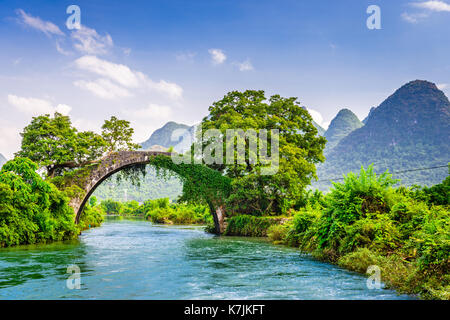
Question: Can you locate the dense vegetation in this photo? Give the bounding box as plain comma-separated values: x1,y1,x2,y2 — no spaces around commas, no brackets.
0,158,103,247
0,113,144,247
198,90,326,216
16,113,139,178
99,198,211,225
238,166,450,300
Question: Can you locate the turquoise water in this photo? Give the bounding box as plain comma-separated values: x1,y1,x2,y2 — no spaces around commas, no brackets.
0,217,414,299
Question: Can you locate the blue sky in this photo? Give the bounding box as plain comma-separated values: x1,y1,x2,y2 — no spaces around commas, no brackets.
1,0,450,158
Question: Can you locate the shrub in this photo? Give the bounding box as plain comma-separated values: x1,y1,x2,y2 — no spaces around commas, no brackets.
317,165,398,250
0,158,78,247
224,215,280,237
338,248,383,273
267,224,289,244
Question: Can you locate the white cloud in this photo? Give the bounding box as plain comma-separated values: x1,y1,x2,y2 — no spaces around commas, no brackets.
56,40,72,55
127,103,172,119
71,25,113,55
7,94,71,116
401,12,430,23
208,48,227,65
75,55,144,88
413,1,450,12
74,55,183,99
74,79,132,99
307,108,328,129
403,1,450,23
235,59,254,71
16,9,64,36
0,124,22,159
55,104,72,115
437,83,449,90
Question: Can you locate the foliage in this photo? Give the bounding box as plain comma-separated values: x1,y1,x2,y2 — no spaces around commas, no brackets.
101,199,124,215
410,171,449,206
224,215,283,237
97,197,211,225
267,224,289,244
147,155,232,213
16,113,106,177
78,200,104,230
197,90,326,215
272,166,450,300
316,165,398,249
144,198,211,225
101,116,140,152
0,158,78,247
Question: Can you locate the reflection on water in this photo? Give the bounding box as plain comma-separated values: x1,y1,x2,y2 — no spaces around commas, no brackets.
0,217,414,300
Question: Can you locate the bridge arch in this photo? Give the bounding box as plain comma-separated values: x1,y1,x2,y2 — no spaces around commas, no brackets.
67,151,230,234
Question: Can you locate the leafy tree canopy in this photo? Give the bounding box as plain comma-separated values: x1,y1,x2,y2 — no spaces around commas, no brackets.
197,90,326,215
16,113,140,177
102,116,140,152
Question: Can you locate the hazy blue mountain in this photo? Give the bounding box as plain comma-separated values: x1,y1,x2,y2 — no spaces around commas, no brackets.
315,80,450,189
362,107,376,124
140,121,192,151
0,153,7,168
324,109,363,151
313,121,326,136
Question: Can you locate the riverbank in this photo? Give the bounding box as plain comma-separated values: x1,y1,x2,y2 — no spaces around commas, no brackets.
222,171,449,300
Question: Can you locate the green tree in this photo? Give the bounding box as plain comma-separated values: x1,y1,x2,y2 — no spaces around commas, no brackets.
198,90,326,215
16,113,106,177
102,116,140,152
0,158,77,247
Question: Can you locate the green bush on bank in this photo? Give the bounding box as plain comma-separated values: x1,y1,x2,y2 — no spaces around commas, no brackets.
0,158,107,247
227,165,449,300
99,197,212,225
0,158,78,247
144,198,211,225
78,196,104,230
285,166,449,300
224,215,284,237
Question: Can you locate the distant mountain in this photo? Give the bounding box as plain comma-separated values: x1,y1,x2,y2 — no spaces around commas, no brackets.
324,109,363,151
362,107,376,124
140,122,193,151
301,107,325,136
0,153,7,168
312,121,326,136
315,80,450,189
92,167,183,203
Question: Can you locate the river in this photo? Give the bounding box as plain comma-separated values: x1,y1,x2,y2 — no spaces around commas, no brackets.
0,217,414,299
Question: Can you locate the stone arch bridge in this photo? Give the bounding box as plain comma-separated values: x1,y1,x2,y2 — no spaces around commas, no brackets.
68,151,226,234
